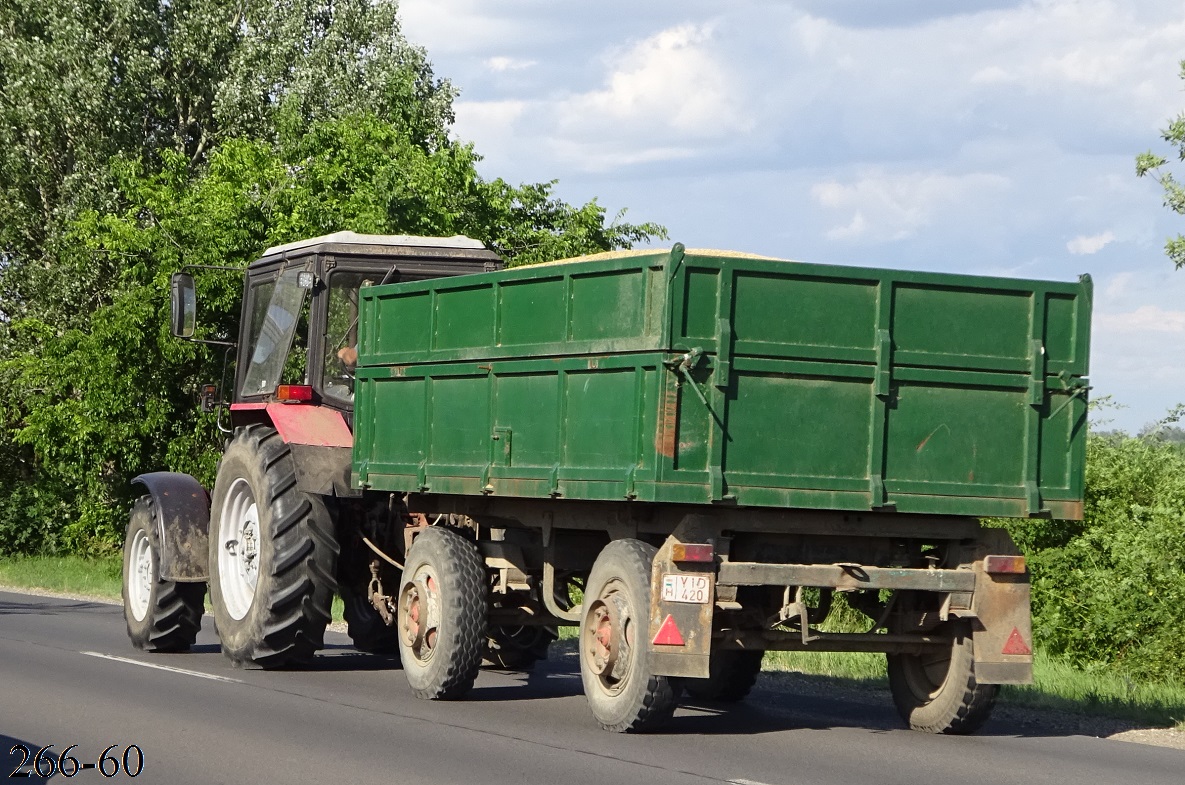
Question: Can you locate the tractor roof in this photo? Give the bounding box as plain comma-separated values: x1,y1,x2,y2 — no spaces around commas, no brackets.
251,231,499,268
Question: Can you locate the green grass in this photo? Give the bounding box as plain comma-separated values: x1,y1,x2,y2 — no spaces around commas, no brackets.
1001,651,1185,729
764,646,1185,729
3,556,1182,728
765,648,888,682
0,554,346,622
0,555,123,598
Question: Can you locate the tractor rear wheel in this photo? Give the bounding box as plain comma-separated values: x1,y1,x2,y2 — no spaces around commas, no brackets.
208,425,338,668
342,584,400,655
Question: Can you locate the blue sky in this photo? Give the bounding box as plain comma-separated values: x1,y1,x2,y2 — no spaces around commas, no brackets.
398,0,1185,433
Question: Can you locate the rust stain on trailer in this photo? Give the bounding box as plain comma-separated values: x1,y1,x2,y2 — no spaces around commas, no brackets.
656,385,678,459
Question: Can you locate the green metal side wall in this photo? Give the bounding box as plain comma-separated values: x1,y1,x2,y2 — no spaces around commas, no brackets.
353,244,1091,519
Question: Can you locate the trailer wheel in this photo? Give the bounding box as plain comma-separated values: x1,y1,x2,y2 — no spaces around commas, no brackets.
580,539,678,732
397,526,487,699
342,585,400,656
122,497,205,652
208,425,338,668
682,649,764,703
887,620,998,734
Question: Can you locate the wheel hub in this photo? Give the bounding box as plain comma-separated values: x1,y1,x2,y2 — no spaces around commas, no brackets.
128,529,153,622
400,573,440,662
217,478,262,620
584,588,632,686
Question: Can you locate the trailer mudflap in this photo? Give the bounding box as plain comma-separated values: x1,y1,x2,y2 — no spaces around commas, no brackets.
648,517,716,678
969,533,1034,685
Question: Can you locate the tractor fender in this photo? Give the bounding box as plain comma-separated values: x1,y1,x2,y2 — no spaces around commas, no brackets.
131,472,210,582
229,403,360,498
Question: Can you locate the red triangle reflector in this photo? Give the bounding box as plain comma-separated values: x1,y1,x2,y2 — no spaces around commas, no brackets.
652,614,685,646
1002,627,1032,655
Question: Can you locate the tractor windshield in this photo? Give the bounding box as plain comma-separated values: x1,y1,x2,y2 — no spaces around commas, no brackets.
240,267,309,397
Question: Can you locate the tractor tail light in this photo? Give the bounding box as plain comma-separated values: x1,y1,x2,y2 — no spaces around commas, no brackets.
276,384,314,403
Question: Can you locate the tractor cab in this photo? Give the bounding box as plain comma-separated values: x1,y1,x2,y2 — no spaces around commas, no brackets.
172,232,502,418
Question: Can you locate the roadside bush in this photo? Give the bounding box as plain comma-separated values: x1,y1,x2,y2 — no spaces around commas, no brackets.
1005,435,1185,681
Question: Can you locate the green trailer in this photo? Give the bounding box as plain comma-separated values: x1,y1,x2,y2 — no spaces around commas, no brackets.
354,244,1089,518
348,242,1090,733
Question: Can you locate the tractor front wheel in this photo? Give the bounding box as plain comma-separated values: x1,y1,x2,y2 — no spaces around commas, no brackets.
122,496,204,652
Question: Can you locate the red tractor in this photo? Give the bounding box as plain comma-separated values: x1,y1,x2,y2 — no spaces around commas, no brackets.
122,233,503,665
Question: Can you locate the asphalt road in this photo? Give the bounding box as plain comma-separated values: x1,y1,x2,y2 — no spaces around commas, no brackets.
1,589,1181,785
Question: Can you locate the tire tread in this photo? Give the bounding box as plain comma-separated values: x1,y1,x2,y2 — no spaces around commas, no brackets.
210,427,337,668
581,539,678,733
123,497,204,653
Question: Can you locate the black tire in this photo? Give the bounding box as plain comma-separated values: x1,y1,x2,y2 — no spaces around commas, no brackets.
887,620,998,734
397,526,487,699
682,649,764,702
580,539,678,733
484,624,557,670
122,496,205,652
342,585,400,656
207,425,338,668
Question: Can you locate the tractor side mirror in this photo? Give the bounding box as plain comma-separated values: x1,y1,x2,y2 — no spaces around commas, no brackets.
171,272,196,338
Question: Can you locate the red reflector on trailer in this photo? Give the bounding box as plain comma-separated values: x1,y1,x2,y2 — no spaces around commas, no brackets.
1002,627,1032,656
671,543,715,563
652,614,685,646
984,555,1026,574
276,384,314,403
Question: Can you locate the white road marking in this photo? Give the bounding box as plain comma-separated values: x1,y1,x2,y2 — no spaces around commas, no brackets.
80,651,242,683
728,779,777,785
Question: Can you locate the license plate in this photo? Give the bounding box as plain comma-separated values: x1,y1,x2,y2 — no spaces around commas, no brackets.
661,573,711,604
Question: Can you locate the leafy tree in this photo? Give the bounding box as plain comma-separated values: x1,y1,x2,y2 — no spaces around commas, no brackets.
1136,59,1185,269
1003,434,1185,680
0,109,663,554
0,0,456,328
215,0,455,150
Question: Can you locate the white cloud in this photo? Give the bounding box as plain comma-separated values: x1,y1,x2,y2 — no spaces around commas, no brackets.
1096,305,1185,334
557,23,753,141
441,20,760,173
825,211,867,241
811,170,1010,244
485,56,536,72
1067,231,1116,255
970,66,1010,85
1103,271,1133,300
396,0,525,54
545,139,699,171
454,99,526,128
